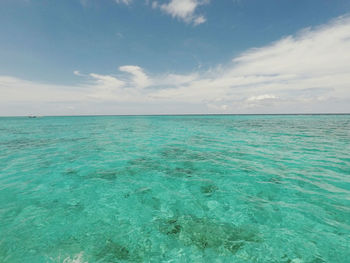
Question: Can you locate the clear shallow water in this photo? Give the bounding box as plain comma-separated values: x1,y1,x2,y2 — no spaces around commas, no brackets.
0,115,350,263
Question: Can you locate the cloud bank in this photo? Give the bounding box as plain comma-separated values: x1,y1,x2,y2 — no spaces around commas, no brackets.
1,15,350,115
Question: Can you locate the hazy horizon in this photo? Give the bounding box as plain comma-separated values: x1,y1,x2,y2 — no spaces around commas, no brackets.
2,113,350,118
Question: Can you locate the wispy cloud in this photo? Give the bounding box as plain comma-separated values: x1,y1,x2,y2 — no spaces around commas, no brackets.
79,0,89,7
115,0,132,5
1,15,350,115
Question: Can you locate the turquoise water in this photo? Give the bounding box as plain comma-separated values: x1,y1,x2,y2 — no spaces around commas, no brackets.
0,115,350,262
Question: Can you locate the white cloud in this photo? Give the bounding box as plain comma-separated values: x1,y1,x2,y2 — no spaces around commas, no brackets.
73,70,82,76
247,94,277,102
119,65,151,88
1,15,350,115
193,15,206,25
160,0,209,25
156,72,198,86
89,73,125,89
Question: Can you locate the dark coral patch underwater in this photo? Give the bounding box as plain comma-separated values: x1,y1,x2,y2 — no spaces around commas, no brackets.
158,215,261,254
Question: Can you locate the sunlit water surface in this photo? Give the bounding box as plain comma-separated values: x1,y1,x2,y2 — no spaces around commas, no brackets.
0,115,349,262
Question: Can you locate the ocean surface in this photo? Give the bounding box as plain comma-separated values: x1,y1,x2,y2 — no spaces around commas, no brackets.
0,115,349,263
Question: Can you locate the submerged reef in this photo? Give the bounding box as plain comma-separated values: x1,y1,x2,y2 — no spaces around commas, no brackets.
92,170,120,180
95,239,131,262
158,215,260,254
160,146,187,159
200,184,219,196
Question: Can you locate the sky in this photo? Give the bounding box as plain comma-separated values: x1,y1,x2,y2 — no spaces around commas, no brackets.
1,0,350,116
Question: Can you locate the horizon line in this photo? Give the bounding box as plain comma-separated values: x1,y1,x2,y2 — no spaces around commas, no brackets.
1,113,350,118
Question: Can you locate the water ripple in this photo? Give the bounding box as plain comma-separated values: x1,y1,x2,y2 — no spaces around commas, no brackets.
0,115,349,262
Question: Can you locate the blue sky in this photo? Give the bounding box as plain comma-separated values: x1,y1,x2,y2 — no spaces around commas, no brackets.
1,0,350,115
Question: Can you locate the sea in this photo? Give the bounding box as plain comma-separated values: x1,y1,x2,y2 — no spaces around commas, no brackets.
0,115,349,262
